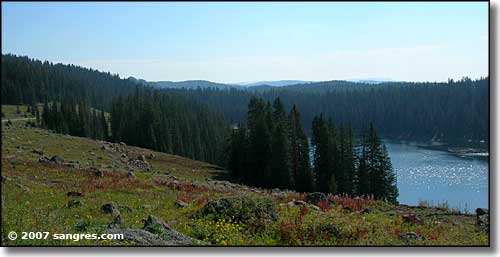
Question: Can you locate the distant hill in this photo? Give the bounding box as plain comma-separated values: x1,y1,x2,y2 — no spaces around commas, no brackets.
236,80,315,87
347,78,393,84
150,80,241,90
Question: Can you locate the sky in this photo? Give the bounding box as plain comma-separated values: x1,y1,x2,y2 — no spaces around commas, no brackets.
1,2,489,83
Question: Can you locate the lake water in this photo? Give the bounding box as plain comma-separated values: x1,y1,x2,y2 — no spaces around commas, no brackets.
386,142,489,212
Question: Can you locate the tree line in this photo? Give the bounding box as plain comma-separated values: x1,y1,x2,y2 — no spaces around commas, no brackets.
1,54,138,111
226,97,398,203
2,54,488,145
165,77,488,145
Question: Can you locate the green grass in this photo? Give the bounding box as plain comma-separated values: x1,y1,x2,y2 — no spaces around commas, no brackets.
1,122,489,246
1,104,36,120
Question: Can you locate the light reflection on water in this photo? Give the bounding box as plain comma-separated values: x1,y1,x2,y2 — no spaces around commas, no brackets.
386,142,488,211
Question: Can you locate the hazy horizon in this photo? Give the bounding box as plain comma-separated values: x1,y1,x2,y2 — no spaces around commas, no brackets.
2,2,488,83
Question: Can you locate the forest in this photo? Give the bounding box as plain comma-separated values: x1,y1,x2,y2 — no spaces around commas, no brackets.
0,54,488,196
164,78,488,144
226,97,398,202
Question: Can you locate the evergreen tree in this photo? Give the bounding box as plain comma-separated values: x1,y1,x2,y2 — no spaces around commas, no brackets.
270,98,292,189
246,97,273,187
289,105,314,192
312,114,333,193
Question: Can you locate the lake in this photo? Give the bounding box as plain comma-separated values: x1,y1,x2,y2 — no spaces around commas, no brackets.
386,142,489,212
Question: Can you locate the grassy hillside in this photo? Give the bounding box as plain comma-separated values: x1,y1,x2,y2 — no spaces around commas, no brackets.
1,120,488,246
1,105,36,121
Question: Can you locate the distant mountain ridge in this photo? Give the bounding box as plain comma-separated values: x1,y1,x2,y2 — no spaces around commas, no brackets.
147,80,241,90
235,80,315,87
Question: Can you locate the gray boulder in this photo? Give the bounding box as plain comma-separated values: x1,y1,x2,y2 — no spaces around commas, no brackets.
175,200,189,208
50,155,64,164
101,203,121,216
476,208,489,231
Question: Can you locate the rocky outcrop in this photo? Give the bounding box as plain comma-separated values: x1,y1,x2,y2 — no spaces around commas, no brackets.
104,215,198,246
476,208,489,231
101,203,121,216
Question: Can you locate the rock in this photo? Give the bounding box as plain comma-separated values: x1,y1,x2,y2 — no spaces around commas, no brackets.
104,225,199,246
288,200,307,207
1,175,9,183
121,153,127,158
308,204,321,211
399,232,423,242
128,157,151,171
67,199,83,208
287,200,321,211
175,200,188,208
32,149,43,155
127,171,135,178
148,153,155,159
401,213,423,225
476,208,489,216
120,142,126,146
50,155,64,164
141,215,196,245
101,203,121,216
306,192,327,205
476,208,489,231
478,214,489,231
143,215,172,232
67,191,83,197
38,156,51,163
108,214,122,229
138,155,146,162
103,228,169,245
100,145,107,150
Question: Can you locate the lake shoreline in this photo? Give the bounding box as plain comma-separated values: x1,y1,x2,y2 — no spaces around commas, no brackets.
382,139,489,161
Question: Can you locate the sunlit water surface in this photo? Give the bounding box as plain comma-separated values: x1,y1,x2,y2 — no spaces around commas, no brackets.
385,142,488,211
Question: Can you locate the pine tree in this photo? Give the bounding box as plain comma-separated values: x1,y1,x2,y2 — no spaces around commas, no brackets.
358,123,399,203
227,124,248,180
247,97,273,187
290,105,314,192
312,114,333,193
270,98,292,188
381,144,399,204
356,139,370,196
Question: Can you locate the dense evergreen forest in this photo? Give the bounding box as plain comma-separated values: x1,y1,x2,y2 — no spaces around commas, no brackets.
165,77,488,144
39,100,109,141
109,88,228,164
1,54,138,111
226,97,398,202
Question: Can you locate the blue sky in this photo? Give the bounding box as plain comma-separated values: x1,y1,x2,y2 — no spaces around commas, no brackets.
2,2,488,83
